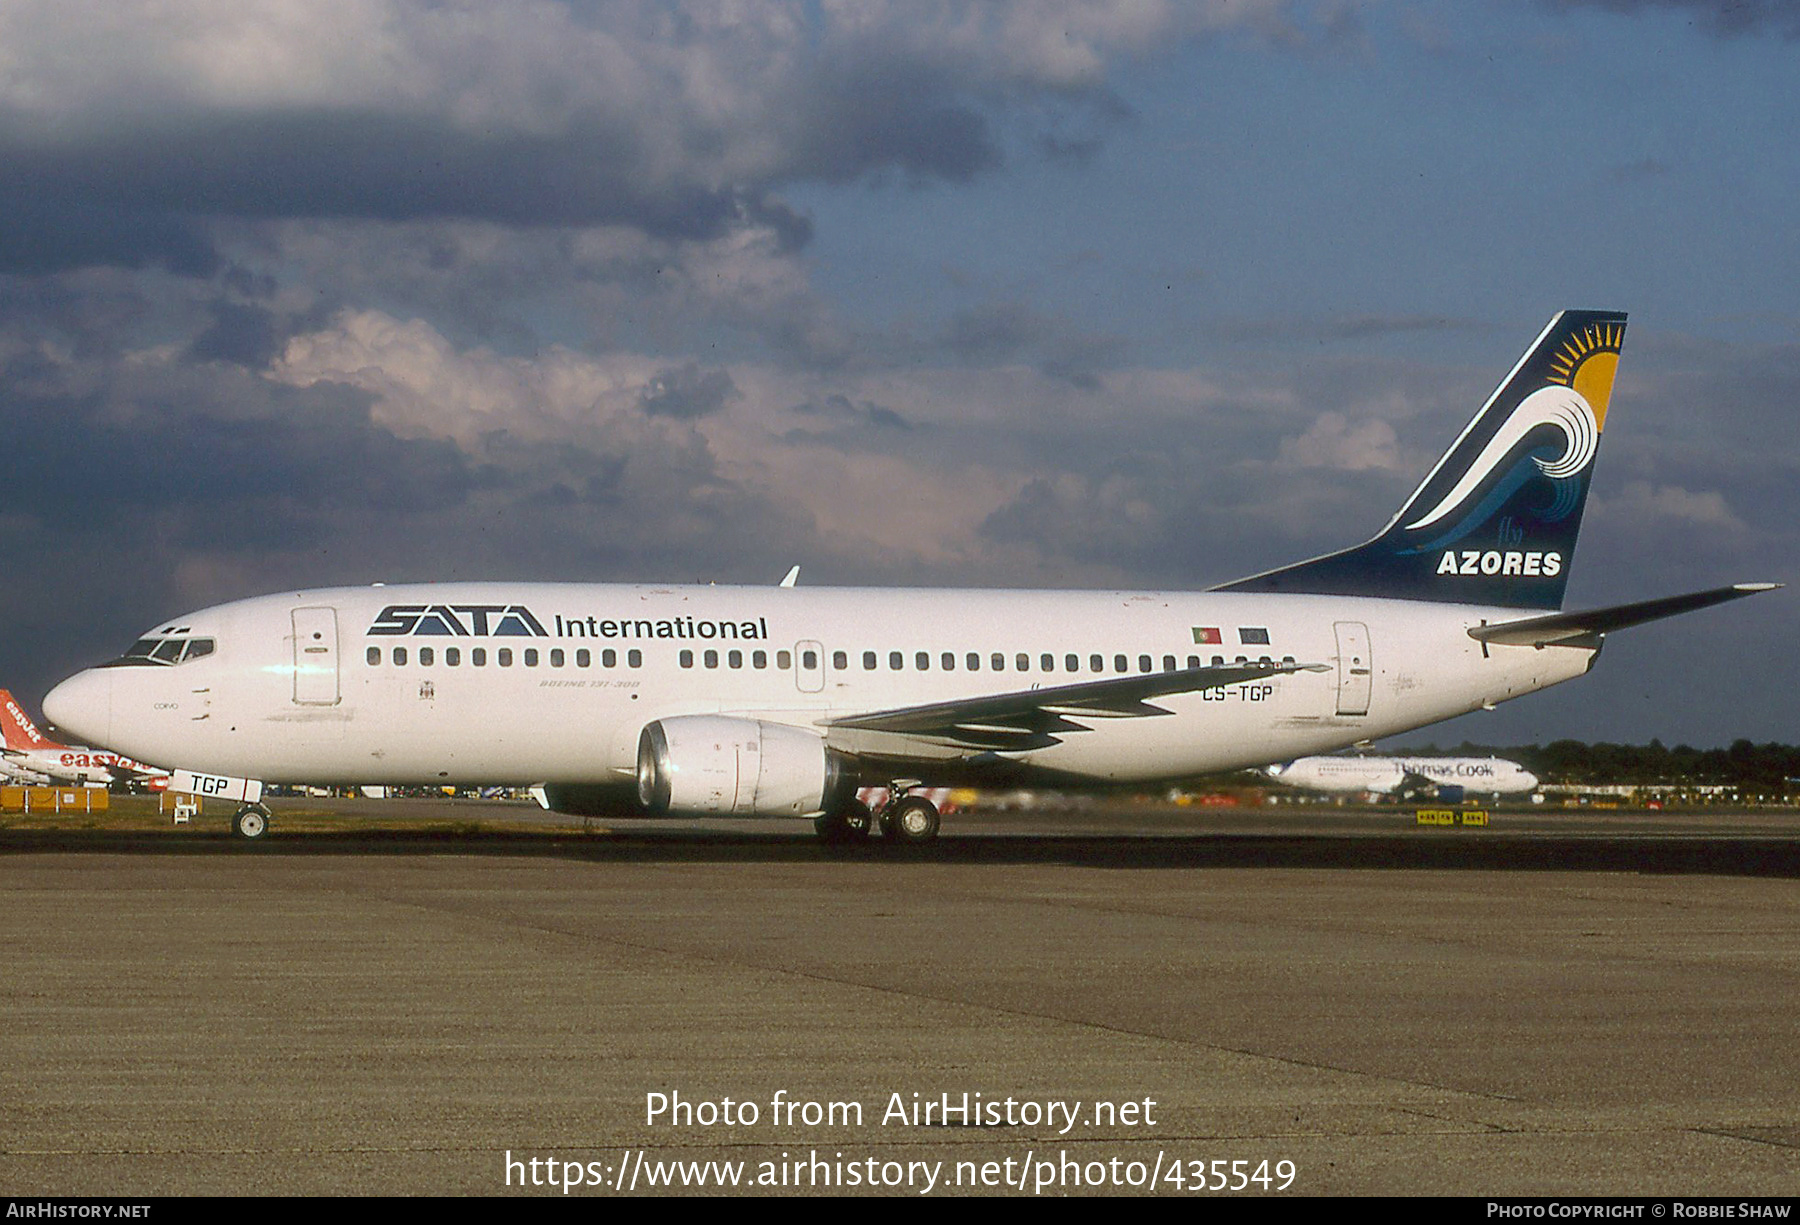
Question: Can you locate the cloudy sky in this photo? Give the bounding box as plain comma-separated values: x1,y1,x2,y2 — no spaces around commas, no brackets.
2,0,1793,748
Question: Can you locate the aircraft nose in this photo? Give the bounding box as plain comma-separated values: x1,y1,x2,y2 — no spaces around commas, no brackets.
42,669,112,746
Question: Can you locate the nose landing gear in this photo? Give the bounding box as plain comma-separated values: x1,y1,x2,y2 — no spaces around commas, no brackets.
231,803,272,840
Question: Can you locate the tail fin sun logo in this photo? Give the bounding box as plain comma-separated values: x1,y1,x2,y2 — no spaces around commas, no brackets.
1403,320,1622,534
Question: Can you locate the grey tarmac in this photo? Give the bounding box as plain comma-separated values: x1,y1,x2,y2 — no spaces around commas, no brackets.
3,801,1799,1196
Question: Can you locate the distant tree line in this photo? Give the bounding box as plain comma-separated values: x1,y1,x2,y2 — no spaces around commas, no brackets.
1393,740,1800,790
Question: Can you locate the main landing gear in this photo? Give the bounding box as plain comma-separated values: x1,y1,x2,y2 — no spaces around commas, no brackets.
814,786,942,846
231,802,272,840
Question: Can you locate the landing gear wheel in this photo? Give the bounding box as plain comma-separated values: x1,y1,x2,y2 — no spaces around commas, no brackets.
231,804,271,840
885,796,940,844
814,799,872,843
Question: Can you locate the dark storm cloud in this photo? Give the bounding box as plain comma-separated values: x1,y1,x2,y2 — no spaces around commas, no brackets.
782,393,916,445
791,393,914,431
186,301,283,367
639,362,738,419
941,300,1126,385
1213,313,1480,344
0,360,474,547
0,2,1244,278
1540,0,1800,38
0,115,810,250
0,193,219,277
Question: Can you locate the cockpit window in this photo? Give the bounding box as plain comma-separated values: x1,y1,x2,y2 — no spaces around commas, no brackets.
99,636,217,668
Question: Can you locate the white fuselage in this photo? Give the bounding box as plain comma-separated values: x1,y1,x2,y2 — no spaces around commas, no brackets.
1,748,133,787
44,582,1596,796
0,756,52,785
1268,755,1539,795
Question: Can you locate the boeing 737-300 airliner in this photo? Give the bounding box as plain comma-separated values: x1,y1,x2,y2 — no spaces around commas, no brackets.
1264,754,1539,798
41,311,1777,841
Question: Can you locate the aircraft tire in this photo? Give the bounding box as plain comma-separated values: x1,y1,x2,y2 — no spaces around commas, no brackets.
232,804,270,840
885,796,940,844
814,799,871,843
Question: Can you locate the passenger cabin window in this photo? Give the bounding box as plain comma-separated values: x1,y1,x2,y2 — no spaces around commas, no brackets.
1015,653,1029,672
942,652,955,671
915,652,929,670
863,651,877,670
524,649,539,667
832,650,847,670
367,646,380,666
576,649,589,667
991,653,1004,671
967,653,980,671
889,651,903,671
473,648,487,666
603,649,617,667
731,650,745,669
802,649,818,670
393,647,407,666
419,647,434,666
752,650,766,669
704,650,718,668
446,647,460,666
628,650,642,668
498,648,513,666
776,650,792,670
550,648,565,667
680,650,694,668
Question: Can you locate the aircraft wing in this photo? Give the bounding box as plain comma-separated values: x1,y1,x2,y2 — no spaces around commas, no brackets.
827,660,1327,752
1469,583,1780,648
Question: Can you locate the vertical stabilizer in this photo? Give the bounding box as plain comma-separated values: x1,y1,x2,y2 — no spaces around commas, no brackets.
1218,310,1626,609
0,689,56,752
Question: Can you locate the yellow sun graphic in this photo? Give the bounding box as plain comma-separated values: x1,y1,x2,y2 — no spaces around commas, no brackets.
1547,320,1624,429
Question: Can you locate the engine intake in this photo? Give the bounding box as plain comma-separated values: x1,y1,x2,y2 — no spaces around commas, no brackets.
637,716,855,818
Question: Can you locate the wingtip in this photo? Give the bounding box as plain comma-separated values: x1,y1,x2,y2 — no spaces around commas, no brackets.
1734,582,1783,593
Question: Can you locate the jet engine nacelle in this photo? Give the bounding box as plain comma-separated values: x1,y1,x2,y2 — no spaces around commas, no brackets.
636,716,855,818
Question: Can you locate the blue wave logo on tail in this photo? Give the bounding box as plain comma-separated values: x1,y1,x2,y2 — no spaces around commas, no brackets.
1218,310,1626,609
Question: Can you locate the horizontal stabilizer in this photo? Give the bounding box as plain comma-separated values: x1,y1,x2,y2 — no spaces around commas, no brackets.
1468,583,1780,648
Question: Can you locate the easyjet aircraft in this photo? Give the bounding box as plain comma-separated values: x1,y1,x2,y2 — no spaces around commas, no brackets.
0,689,169,790
41,311,1776,840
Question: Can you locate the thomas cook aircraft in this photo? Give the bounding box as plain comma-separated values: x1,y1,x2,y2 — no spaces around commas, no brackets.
1263,755,1539,798
41,311,1776,841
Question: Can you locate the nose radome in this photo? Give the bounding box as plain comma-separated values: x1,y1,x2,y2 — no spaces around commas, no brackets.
42,669,113,747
